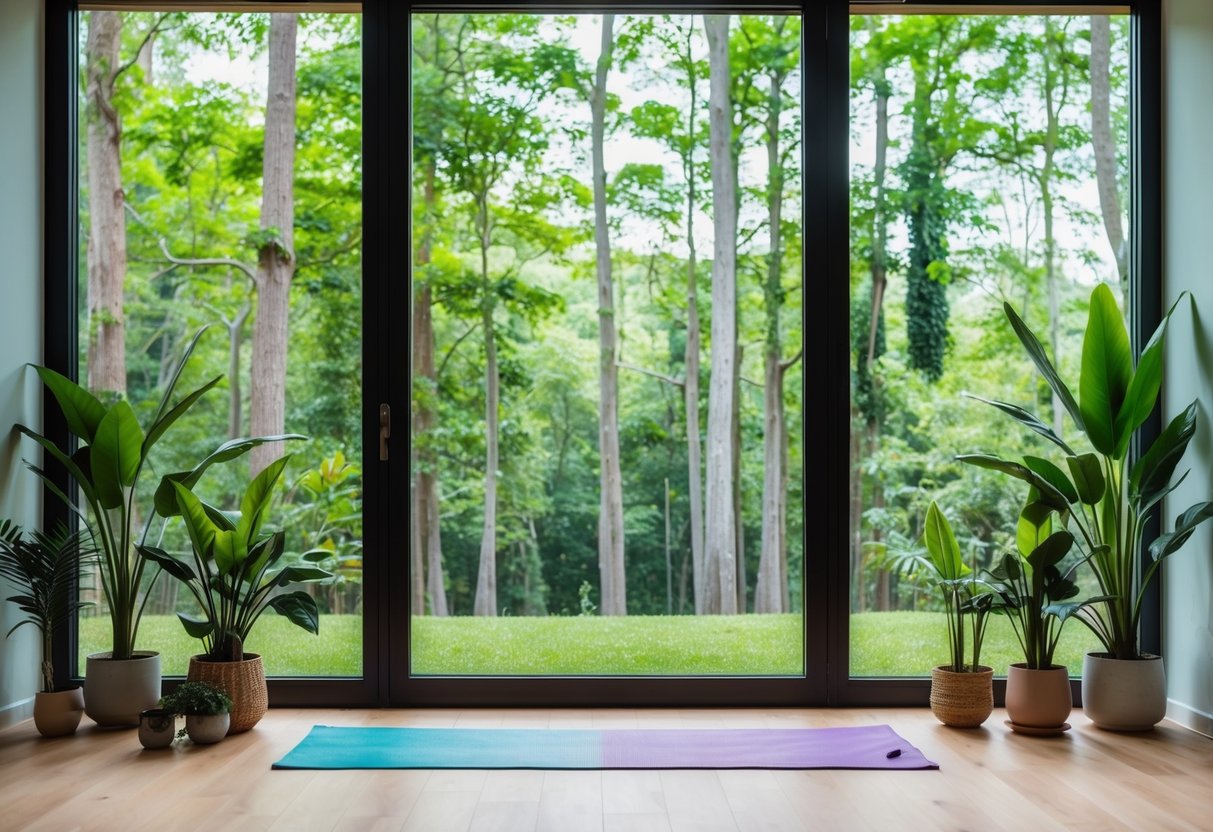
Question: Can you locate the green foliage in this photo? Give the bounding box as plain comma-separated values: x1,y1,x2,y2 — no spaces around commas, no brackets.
139,456,332,661
966,286,1211,659
909,502,995,673
984,493,1105,669
0,521,95,692
159,680,232,716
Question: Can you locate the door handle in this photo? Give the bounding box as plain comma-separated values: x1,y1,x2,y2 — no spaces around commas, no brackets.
379,403,391,461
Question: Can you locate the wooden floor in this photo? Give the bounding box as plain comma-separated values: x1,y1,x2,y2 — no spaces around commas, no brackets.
1,707,1210,831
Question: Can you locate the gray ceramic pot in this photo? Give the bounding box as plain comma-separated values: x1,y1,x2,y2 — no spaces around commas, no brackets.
138,708,176,749
185,712,230,744
84,652,162,728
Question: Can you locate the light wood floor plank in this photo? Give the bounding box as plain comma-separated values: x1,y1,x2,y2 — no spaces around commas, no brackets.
1,707,1210,832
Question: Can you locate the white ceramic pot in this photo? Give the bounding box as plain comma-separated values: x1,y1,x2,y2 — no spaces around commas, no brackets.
1081,652,1166,731
1005,664,1071,729
84,652,162,728
33,687,85,738
185,713,230,745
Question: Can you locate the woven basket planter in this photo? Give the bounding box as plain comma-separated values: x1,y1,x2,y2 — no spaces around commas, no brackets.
187,653,267,735
930,666,993,728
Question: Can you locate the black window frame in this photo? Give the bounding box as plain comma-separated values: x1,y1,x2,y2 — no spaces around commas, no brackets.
42,0,1159,708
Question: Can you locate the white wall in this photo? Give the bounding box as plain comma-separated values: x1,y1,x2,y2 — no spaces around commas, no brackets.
1163,0,1213,738
0,0,46,729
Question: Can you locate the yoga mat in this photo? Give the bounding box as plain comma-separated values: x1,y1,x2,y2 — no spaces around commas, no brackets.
272,724,938,770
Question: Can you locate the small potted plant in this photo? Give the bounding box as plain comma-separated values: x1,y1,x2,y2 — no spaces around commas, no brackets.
984,494,1108,734
961,285,1213,729
159,681,232,744
913,502,998,728
0,520,93,737
139,455,331,734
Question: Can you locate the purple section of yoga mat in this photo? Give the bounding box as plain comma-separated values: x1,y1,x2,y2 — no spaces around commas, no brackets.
599,725,937,770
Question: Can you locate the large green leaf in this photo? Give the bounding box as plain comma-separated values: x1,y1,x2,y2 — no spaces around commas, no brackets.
176,612,214,640
1114,293,1188,459
963,394,1075,456
1023,456,1079,504
272,565,334,587
89,401,145,509
137,545,197,585
1026,530,1073,572
1003,301,1084,432
956,453,1070,513
152,327,209,425
1079,284,1133,456
1017,500,1053,558
15,425,98,505
172,481,219,564
238,456,290,543
1148,502,1213,562
1129,402,1197,507
34,366,106,444
268,590,321,634
212,529,240,577
154,434,307,516
1066,454,1105,505
143,375,222,457
922,502,966,581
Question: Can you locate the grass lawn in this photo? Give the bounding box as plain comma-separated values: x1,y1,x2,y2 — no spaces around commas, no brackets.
81,610,1096,677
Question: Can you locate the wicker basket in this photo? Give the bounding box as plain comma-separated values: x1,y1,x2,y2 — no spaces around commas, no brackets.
187,653,268,734
930,666,993,728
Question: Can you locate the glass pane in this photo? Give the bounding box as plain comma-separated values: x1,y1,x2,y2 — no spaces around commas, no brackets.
409,13,805,676
848,14,1130,677
75,10,363,677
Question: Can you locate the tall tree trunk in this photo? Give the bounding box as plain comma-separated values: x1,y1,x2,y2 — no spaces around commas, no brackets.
683,20,705,615
227,300,249,439
249,12,298,476
733,343,745,613
591,14,626,616
866,73,892,612
703,14,738,615
1042,19,1063,437
1090,15,1128,300
85,11,127,396
473,203,499,617
414,160,447,616
757,65,787,614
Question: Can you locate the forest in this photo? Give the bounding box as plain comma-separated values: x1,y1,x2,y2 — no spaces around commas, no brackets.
71,9,1127,675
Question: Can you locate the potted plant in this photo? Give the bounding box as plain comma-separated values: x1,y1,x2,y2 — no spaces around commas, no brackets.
0,520,93,737
139,455,331,734
984,495,1106,734
960,284,1213,730
17,329,302,727
913,502,997,728
159,681,232,744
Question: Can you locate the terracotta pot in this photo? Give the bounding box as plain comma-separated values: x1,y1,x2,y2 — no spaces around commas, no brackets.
1082,652,1167,731
185,712,230,745
187,653,267,734
930,666,994,728
138,708,176,749
84,652,162,728
33,687,84,738
1005,664,1072,729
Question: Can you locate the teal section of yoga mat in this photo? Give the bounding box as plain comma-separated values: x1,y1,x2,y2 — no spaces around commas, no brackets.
273,726,603,769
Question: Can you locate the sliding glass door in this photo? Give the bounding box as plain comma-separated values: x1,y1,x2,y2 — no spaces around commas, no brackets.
405,10,812,693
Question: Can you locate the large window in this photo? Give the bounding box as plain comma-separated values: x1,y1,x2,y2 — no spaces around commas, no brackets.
408,12,806,678
73,9,364,678
847,12,1131,679
43,1,1156,706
